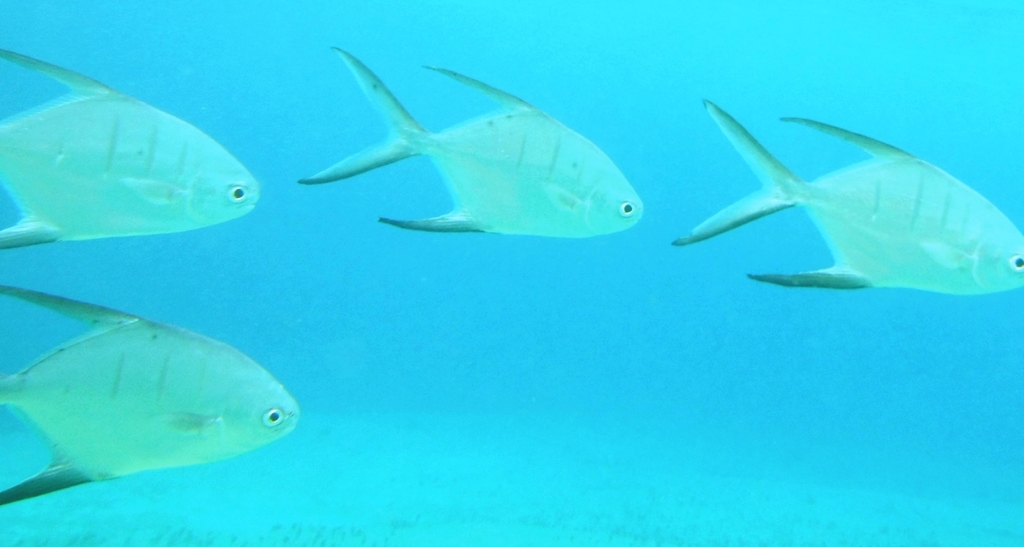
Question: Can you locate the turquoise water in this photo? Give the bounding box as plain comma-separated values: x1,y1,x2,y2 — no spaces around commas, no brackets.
2,0,1024,544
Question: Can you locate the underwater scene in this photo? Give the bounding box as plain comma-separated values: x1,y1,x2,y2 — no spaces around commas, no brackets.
2,0,1024,544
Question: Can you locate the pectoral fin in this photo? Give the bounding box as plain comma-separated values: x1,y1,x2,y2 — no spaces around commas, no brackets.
379,213,484,233
162,413,222,434
921,241,975,271
546,185,585,212
748,267,871,289
0,458,94,507
120,178,186,205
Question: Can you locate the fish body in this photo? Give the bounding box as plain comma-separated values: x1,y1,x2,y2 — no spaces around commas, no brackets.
0,49,259,249
674,102,1024,294
0,285,298,506
299,49,642,237
423,108,636,237
800,158,1023,293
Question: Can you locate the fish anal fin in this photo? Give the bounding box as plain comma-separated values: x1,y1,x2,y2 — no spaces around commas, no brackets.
0,285,138,328
747,268,871,289
0,219,61,250
379,213,484,233
0,49,113,97
781,117,914,160
424,66,533,111
0,459,94,507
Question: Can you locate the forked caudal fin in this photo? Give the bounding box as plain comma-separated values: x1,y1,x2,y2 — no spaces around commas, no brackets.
298,49,429,185
673,101,804,246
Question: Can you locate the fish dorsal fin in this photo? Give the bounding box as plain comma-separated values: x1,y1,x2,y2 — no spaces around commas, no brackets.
0,452,94,507
424,66,533,111
781,117,914,160
0,48,115,98
0,285,138,329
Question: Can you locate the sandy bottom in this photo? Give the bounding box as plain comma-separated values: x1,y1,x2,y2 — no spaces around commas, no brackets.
2,412,1022,546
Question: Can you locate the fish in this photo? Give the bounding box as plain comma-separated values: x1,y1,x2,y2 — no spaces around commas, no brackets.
673,101,1024,294
0,285,299,506
299,49,643,238
0,48,260,249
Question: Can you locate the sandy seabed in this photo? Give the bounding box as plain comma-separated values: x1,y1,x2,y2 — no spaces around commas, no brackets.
2,412,1021,546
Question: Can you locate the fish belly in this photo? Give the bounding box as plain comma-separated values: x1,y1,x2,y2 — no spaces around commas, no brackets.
0,96,206,238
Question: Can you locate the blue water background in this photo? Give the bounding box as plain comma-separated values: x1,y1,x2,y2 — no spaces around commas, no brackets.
1,0,1023,516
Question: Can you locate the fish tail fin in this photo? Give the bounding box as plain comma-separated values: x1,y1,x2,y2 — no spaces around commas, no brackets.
674,101,804,246
299,48,428,185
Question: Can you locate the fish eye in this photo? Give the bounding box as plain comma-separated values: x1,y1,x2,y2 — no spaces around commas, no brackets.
1011,255,1024,272
619,201,636,218
230,186,247,202
262,408,285,427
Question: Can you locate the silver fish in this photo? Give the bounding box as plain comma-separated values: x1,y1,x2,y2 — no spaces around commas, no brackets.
674,101,1024,294
0,285,298,506
0,49,260,249
299,49,642,237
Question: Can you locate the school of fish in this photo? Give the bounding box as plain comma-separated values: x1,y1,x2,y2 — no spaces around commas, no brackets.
0,45,1021,506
